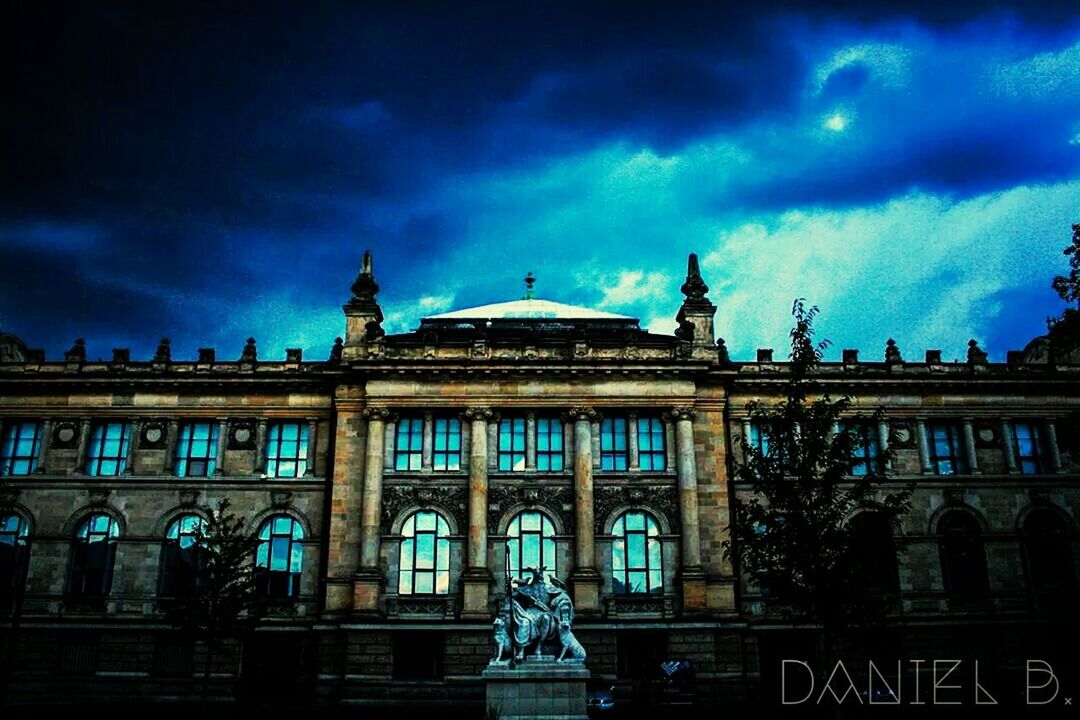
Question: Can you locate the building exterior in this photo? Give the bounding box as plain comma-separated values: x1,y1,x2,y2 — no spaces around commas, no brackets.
0,251,1077,708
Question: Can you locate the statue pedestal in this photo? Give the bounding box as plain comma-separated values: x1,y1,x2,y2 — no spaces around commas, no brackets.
483,657,590,720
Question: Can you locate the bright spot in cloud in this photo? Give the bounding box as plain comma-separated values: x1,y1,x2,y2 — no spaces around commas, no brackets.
825,113,848,131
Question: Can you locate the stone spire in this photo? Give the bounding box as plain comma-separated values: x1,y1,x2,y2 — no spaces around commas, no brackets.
675,253,717,358
343,249,385,358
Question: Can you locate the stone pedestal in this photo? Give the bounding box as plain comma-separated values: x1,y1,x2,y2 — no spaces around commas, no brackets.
483,657,590,720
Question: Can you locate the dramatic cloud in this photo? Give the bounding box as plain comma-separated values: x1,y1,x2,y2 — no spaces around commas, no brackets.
0,3,1077,360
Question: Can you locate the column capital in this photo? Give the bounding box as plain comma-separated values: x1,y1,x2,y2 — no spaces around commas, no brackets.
669,407,696,421
464,406,496,421
361,406,394,421
567,406,599,422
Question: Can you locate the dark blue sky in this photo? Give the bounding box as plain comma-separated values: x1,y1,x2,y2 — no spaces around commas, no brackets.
2,1,1078,362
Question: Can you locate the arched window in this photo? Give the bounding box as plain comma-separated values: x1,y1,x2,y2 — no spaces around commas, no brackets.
849,512,900,594
0,513,30,603
398,510,450,595
255,516,304,599
506,511,557,581
69,514,120,597
611,511,662,595
937,511,988,604
1022,509,1076,595
160,514,207,597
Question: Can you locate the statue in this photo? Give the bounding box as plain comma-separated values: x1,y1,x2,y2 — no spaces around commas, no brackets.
492,566,586,665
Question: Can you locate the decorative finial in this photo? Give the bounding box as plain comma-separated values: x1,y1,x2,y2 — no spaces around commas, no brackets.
329,337,344,362
884,338,902,364
65,338,86,363
524,272,535,300
680,253,709,302
349,249,380,304
240,337,258,362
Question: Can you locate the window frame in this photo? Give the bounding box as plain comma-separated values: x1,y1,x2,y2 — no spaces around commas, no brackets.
254,515,305,600
432,416,461,472
0,512,30,602
506,510,557,581
68,514,120,598
843,421,882,476
159,514,207,598
265,421,310,478
0,420,43,476
398,510,451,596
611,510,663,596
85,421,132,477
600,417,629,471
535,417,564,472
394,417,424,472
937,510,989,604
636,416,666,471
175,422,219,478
927,421,968,476
498,417,527,472
1011,421,1045,475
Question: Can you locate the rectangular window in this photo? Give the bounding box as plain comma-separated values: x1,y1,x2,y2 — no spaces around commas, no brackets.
844,421,881,476
499,417,526,472
265,422,309,478
395,417,423,471
636,417,666,471
601,417,628,471
432,417,461,471
1011,421,1044,475
928,422,968,476
85,421,132,476
0,420,43,476
536,417,564,472
175,422,219,477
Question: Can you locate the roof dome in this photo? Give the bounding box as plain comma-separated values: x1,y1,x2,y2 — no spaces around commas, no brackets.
424,298,635,322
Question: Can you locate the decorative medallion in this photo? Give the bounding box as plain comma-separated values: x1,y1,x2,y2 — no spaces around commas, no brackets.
889,423,914,449
975,423,998,449
53,421,79,449
229,421,255,450
141,422,167,449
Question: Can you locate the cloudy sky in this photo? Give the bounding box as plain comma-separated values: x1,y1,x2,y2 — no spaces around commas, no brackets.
2,1,1078,362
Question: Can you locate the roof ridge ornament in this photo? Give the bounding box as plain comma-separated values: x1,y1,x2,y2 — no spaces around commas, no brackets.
680,253,710,304
524,272,535,300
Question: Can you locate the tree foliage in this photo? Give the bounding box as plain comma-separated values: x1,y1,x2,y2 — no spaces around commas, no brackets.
1047,224,1080,355
722,300,913,635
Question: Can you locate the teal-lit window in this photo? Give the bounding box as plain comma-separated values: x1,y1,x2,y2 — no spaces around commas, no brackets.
255,516,304,599
175,423,219,477
601,417,628,471
499,418,526,472
85,422,132,476
69,514,120,597
398,510,450,595
611,511,662,595
843,421,881,476
265,422,309,478
1011,421,1045,475
0,421,43,476
160,514,206,597
928,422,967,476
536,418,564,472
636,417,666,471
433,417,461,471
395,417,423,471
0,513,30,602
507,511,556,581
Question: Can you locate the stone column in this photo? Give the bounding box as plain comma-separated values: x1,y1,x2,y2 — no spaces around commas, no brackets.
671,407,707,612
1045,420,1064,473
741,420,753,463
916,419,932,474
34,419,51,474
1001,420,1018,474
877,420,891,471
628,412,639,471
462,406,494,618
166,419,181,475
124,418,140,475
590,419,601,470
255,418,269,474
487,418,498,471
305,418,317,477
526,412,537,471
569,407,601,614
215,418,227,476
421,412,434,473
383,419,396,471
354,407,390,614
962,418,980,474
326,387,366,613
75,417,91,475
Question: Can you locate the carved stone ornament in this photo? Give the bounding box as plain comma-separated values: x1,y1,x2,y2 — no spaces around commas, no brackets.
52,421,80,449
270,490,294,508
566,407,598,422
975,423,998,449
464,406,494,422
362,407,393,422
0,332,29,363
87,488,112,507
229,421,256,450
889,422,915,449
593,484,679,534
381,484,466,533
140,421,168,449
178,489,200,508
487,484,573,532
669,407,696,421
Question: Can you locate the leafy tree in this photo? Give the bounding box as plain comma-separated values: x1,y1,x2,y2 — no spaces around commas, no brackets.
160,498,265,706
1047,224,1080,358
722,300,912,654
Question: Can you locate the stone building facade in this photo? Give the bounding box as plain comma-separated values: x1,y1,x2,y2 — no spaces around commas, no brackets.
0,251,1077,708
